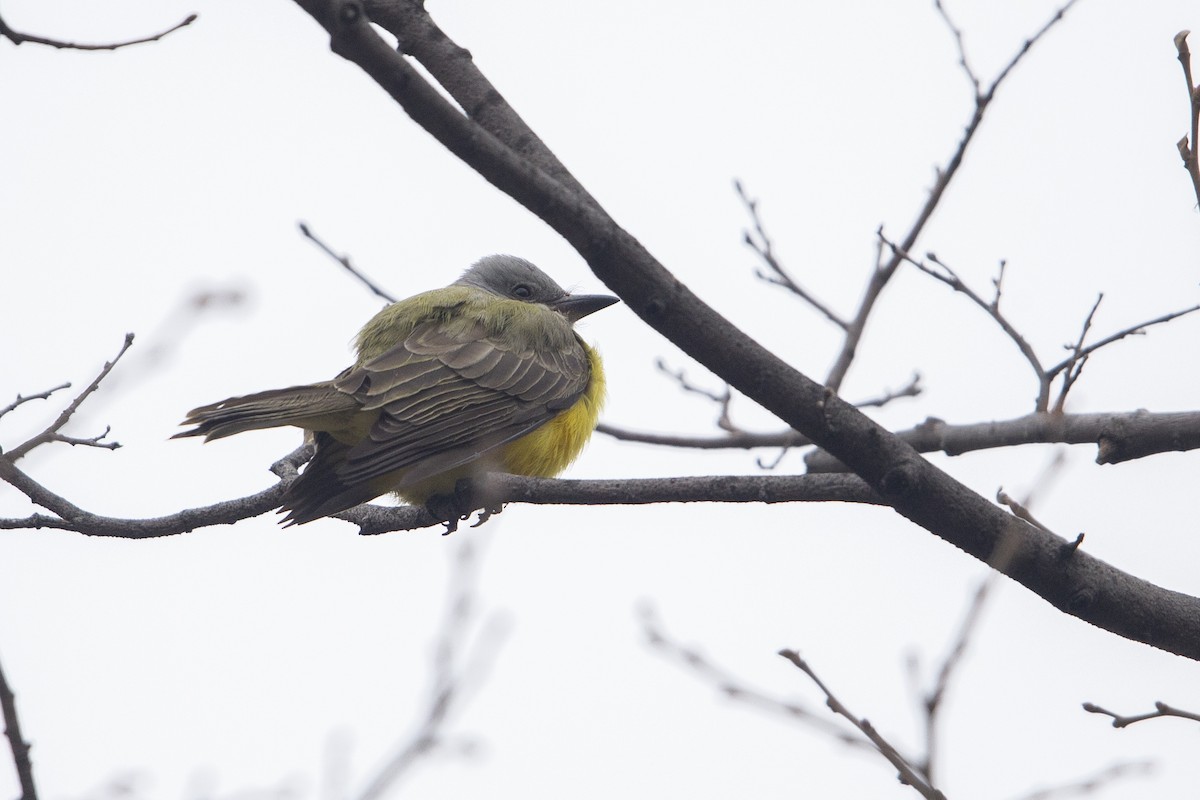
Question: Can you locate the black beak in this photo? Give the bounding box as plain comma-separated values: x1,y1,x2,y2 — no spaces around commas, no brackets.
549,292,619,323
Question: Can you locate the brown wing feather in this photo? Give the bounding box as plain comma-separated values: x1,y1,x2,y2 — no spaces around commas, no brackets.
329,316,590,492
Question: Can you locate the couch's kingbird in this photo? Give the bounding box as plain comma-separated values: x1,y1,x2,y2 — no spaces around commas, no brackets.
175,255,617,525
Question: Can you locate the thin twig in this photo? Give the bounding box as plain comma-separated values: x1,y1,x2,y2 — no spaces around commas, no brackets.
736,180,848,328
0,653,37,800
1044,302,1200,390
932,0,981,94
917,575,996,783
991,260,1008,310
898,244,1046,384
778,650,947,800
1082,700,1200,728
853,373,923,409
5,334,133,462
1174,31,1200,209
640,606,878,752
914,527,1017,781
883,242,1051,393
586,421,806,450
0,12,196,50
996,490,1056,534
914,462,1050,784
1052,294,1103,412
900,242,1200,411
299,221,398,303
356,540,507,799
755,447,792,471
0,384,71,421
1014,761,1154,800
654,358,736,431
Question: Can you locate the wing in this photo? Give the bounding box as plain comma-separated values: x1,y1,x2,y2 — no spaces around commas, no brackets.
332,315,590,490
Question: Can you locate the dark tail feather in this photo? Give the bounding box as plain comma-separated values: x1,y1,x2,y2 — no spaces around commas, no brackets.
173,382,355,441
278,432,380,525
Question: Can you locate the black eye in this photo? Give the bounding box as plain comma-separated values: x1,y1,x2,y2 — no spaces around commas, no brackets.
512,284,533,298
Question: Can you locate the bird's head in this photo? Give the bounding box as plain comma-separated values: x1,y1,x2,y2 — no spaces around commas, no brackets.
457,255,618,322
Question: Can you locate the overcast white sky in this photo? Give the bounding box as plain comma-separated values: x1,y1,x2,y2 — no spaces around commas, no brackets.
3,1,1200,798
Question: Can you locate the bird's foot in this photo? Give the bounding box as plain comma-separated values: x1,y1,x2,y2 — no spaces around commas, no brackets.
471,504,506,528
424,494,468,535
425,484,505,535
424,494,504,537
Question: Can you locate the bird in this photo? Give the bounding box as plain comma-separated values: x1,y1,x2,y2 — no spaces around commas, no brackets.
174,255,618,526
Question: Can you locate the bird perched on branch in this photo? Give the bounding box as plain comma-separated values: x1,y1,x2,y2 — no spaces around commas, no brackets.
175,255,617,526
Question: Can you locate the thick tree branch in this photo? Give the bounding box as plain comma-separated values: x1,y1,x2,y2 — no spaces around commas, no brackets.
0,654,36,800
288,0,1200,661
2,468,883,538
362,0,594,204
0,447,312,538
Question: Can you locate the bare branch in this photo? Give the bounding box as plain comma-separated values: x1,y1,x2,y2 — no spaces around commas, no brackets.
0,447,313,538
1174,31,1200,209
598,374,921,449
895,244,1046,387
778,649,946,800
917,574,996,783
595,422,810,450
736,180,848,328
5,334,133,462
991,259,1009,309
640,605,879,752
989,1,1081,92
0,383,71,421
996,490,1056,534
1082,700,1200,729
361,0,595,203
1014,761,1154,800
298,221,397,303
1051,294,1103,412
599,409,1200,467
823,0,1078,392
0,465,883,538
0,653,36,800
356,540,507,798
654,358,736,431
1044,302,1200,389
899,243,1200,411
854,373,923,409
755,447,792,471
0,12,197,51
914,492,1033,784
932,0,981,95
